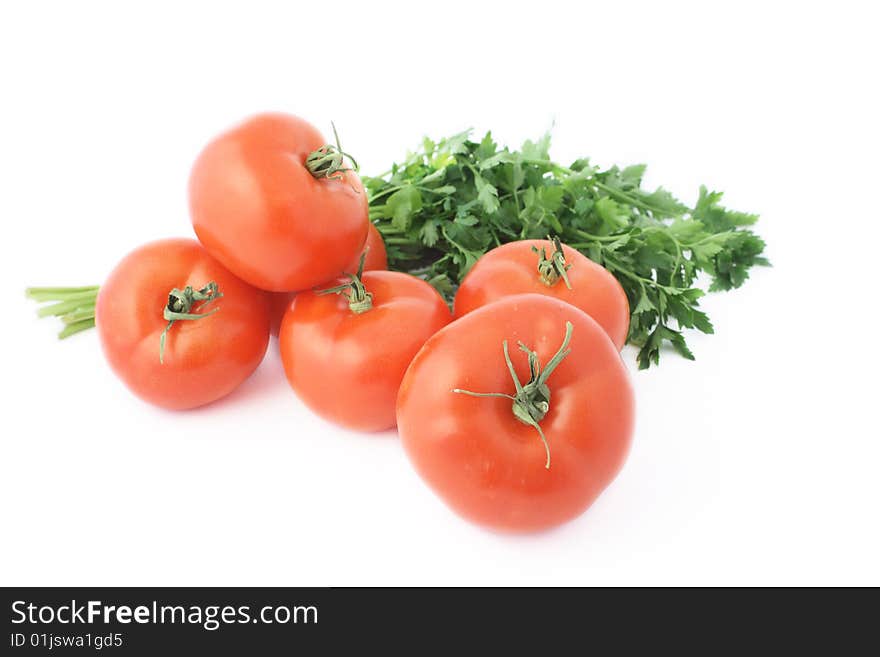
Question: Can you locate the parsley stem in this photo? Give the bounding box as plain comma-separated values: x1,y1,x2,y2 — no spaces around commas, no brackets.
571,231,627,243
592,181,679,216
26,285,100,339
368,183,454,204
364,129,766,368
521,157,680,217
642,226,684,284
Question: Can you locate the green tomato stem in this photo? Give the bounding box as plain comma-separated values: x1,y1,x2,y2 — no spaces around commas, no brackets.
452,321,574,470
305,122,359,188
533,235,573,289
316,251,373,314
159,282,223,364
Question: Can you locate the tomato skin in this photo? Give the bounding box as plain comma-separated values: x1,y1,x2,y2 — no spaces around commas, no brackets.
189,113,369,292
454,239,630,350
96,238,270,410
268,223,388,336
397,294,634,532
355,222,389,272
269,291,297,338
279,271,451,431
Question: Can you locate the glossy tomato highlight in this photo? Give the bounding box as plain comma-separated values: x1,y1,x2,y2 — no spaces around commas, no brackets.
96,238,270,410
268,222,388,335
454,238,630,350
397,294,634,532
279,269,451,431
189,113,369,292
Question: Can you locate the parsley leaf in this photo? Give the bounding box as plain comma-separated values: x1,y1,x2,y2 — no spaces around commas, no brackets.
364,131,767,368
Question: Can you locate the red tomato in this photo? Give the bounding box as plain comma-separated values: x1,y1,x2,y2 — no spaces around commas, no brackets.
268,222,388,336
454,238,630,350
96,238,270,410
189,113,369,292
279,270,451,431
268,291,296,338
397,294,634,532
355,222,389,272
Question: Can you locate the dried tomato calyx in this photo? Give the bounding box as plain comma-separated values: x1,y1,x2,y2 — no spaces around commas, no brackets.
305,122,359,185
316,251,373,314
160,281,223,363
533,236,572,289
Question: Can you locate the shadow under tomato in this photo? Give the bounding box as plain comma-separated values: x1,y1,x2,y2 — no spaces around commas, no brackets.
182,338,404,440
335,425,399,441
184,338,288,414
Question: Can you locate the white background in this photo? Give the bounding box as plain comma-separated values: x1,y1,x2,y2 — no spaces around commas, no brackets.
1,1,878,586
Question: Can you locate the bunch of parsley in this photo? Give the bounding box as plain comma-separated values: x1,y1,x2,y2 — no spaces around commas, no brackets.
362,131,767,368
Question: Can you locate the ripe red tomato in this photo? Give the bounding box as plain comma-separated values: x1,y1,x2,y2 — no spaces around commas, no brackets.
454,238,630,350
96,238,270,410
279,270,451,431
355,222,389,272
189,113,369,292
397,294,634,532
268,292,297,338
268,222,388,335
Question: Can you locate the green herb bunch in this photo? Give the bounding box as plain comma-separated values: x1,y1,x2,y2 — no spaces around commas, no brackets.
363,131,767,368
